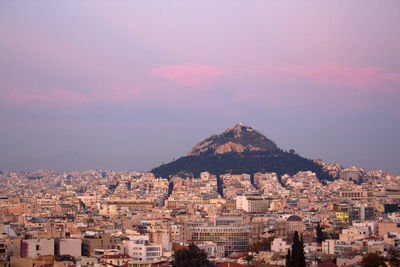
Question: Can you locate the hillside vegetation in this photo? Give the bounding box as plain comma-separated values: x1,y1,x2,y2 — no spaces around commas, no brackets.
152,150,332,182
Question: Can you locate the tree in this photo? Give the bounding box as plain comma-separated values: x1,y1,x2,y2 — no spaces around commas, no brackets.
285,249,292,267
248,237,274,253
299,234,306,267
171,243,213,267
167,181,174,197
285,231,306,267
243,254,254,266
316,222,325,243
361,253,386,267
388,248,400,267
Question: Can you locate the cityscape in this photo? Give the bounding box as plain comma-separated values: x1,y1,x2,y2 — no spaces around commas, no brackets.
1,1,400,267
1,124,400,266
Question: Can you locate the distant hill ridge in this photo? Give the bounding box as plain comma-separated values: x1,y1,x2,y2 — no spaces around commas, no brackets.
152,123,332,182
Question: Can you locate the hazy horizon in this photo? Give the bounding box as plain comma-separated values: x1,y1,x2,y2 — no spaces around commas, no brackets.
1,1,399,175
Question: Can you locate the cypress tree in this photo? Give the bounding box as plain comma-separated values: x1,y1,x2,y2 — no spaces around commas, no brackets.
316,222,325,243
286,249,292,267
289,231,306,267
299,234,306,267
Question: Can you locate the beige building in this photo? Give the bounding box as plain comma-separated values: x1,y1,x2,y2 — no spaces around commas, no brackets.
82,234,124,256
339,190,373,201
378,222,400,237
100,254,132,267
21,239,54,258
11,255,54,267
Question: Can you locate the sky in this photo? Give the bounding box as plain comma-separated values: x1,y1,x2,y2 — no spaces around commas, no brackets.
0,1,399,175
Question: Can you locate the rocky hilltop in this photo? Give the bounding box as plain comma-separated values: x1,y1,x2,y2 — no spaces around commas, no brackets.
188,123,278,156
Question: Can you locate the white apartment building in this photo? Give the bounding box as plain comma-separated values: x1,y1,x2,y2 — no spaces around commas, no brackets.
189,226,250,256
123,237,162,264
236,195,270,213
322,240,352,255
271,238,290,253
193,241,224,258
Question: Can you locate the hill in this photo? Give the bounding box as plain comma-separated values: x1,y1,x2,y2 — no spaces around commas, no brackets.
151,124,332,182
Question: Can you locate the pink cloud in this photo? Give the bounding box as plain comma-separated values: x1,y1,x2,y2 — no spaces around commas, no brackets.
94,84,141,102
1,84,142,107
228,64,400,112
148,64,225,88
5,88,88,106
250,65,400,91
2,62,398,111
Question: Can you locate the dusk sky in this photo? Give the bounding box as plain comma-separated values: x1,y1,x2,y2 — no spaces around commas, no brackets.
1,1,399,174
